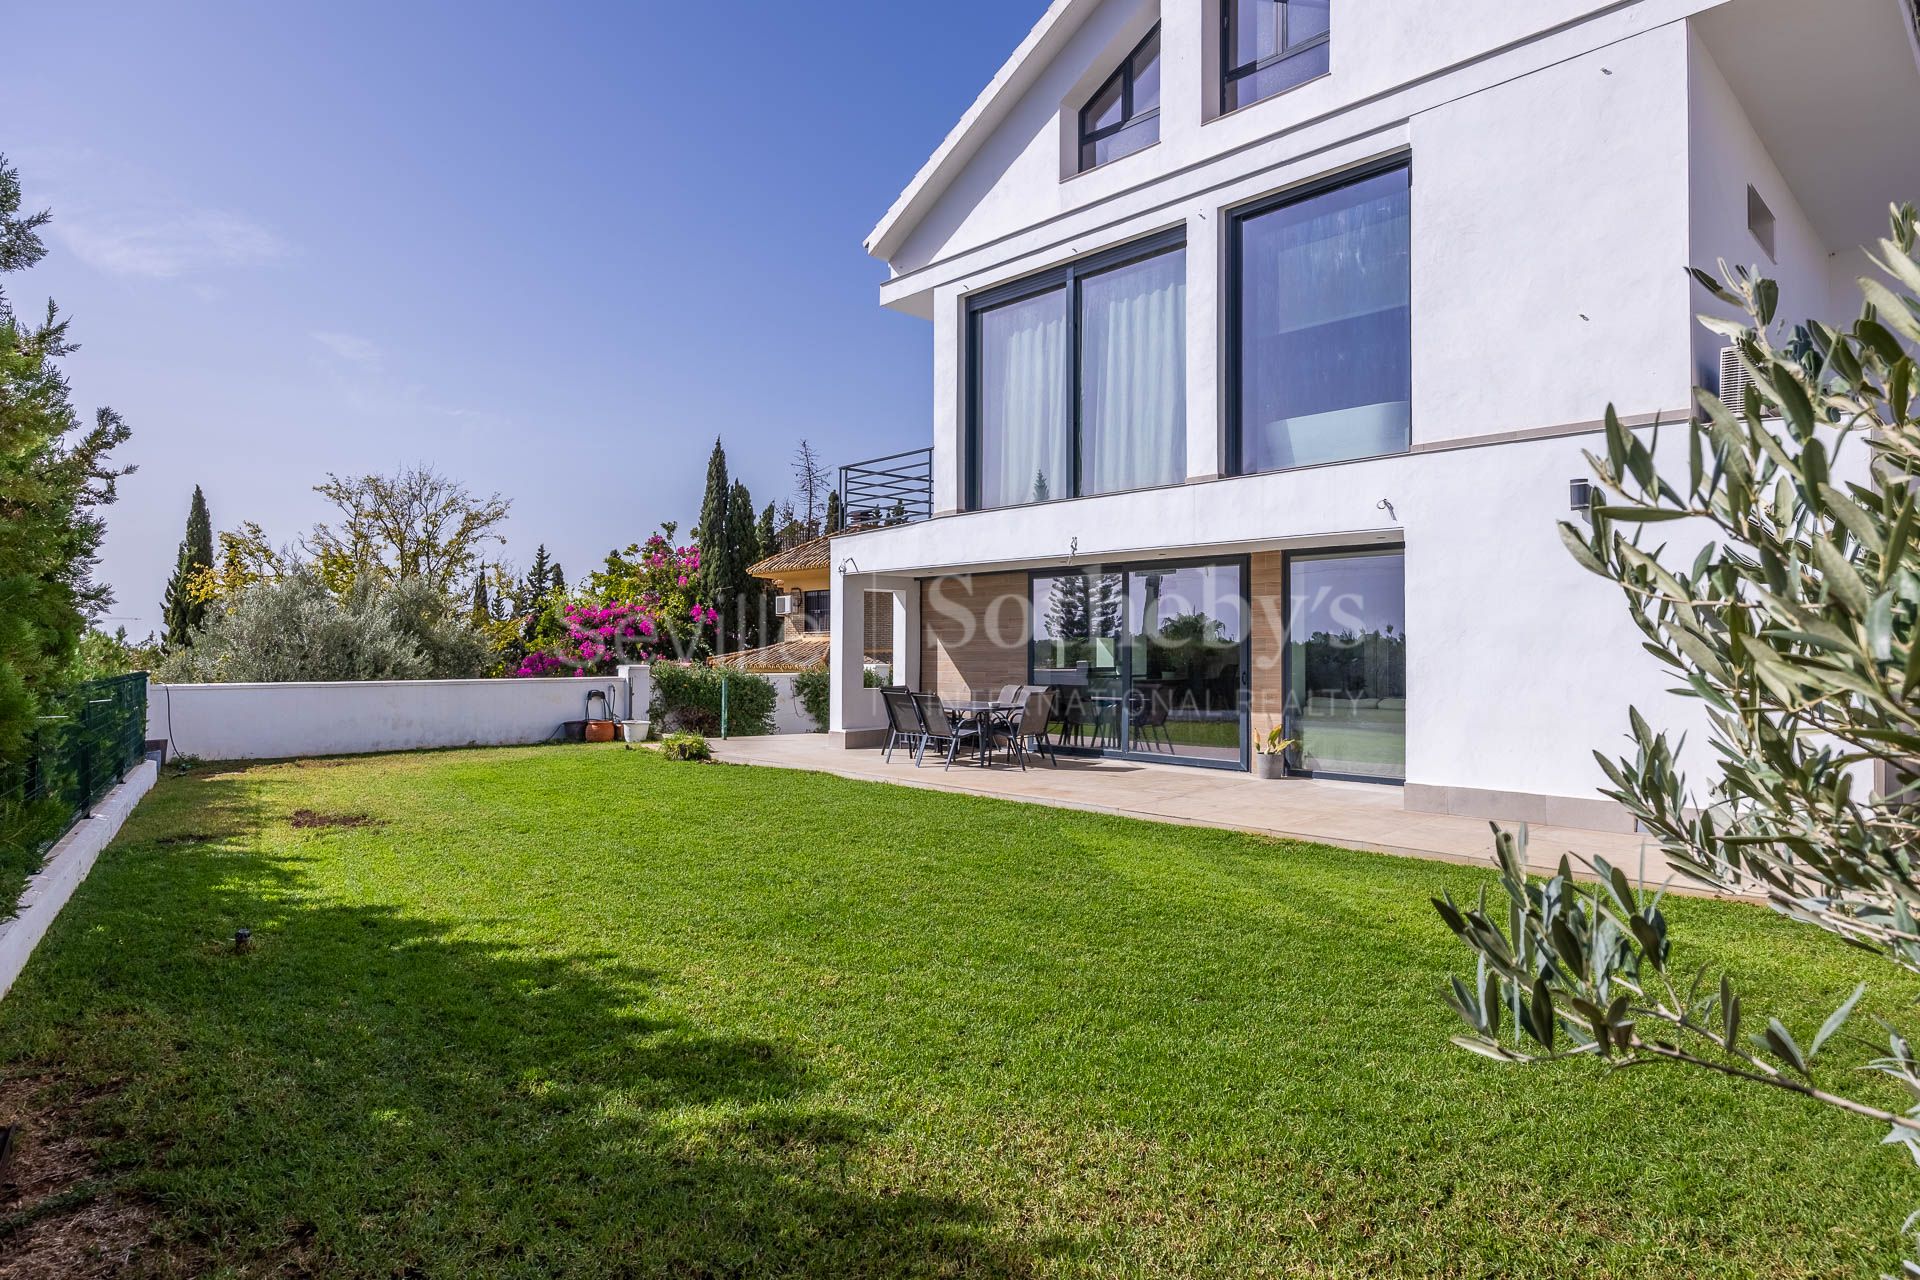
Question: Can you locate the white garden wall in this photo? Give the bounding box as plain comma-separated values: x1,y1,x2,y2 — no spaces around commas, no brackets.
765,673,825,736
147,675,640,762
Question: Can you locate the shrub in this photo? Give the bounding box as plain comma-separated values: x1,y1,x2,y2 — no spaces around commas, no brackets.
658,733,711,762
649,662,774,737
792,668,831,732
156,571,490,683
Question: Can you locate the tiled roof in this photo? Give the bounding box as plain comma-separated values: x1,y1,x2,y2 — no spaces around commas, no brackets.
747,532,833,577
711,633,830,673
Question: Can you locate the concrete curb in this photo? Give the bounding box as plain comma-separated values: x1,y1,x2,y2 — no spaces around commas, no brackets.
0,758,158,1002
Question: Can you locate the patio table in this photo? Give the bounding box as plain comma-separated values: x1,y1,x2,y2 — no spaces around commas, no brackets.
945,700,1017,767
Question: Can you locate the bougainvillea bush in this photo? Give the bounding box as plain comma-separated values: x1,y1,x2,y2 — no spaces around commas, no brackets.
513,534,718,677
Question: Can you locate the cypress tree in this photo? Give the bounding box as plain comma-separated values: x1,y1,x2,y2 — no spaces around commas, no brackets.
694,438,730,641
549,562,565,598
521,545,553,608
470,572,489,622
756,502,777,557
724,481,763,650
161,485,214,648
824,489,843,534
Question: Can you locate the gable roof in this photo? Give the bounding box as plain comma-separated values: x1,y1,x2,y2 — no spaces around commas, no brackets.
865,0,1096,263
748,531,834,578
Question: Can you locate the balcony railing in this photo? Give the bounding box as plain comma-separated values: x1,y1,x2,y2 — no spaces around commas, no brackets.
839,447,932,527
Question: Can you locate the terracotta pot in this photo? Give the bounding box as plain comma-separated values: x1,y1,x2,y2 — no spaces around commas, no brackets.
583,719,617,743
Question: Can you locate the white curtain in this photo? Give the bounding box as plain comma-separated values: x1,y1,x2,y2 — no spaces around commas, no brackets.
979,289,1070,508
1081,249,1186,496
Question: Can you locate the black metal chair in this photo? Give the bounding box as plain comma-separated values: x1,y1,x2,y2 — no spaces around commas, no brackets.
1129,684,1175,753
1002,688,1057,769
880,687,922,763
910,691,987,770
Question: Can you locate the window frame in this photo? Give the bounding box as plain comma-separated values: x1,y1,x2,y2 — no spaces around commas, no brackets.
1077,25,1162,173
1223,156,1413,479
801,589,831,633
964,227,1189,513
1220,0,1331,114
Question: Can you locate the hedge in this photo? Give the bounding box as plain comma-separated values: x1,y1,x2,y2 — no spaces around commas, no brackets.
650,663,775,737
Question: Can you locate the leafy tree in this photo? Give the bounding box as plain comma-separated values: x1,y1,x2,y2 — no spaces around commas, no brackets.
187,521,285,607
161,485,213,648
1429,205,1920,1267
0,154,133,777
306,465,510,598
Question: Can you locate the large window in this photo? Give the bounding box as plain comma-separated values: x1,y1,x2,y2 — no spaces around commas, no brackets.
1079,27,1161,171
970,235,1186,510
1285,549,1404,780
1223,0,1330,112
1030,559,1248,768
1230,162,1409,474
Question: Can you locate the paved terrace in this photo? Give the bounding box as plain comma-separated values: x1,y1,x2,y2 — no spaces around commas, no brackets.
710,735,1731,896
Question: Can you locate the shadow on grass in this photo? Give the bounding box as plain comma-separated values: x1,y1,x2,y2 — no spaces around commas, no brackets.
6,769,1041,1278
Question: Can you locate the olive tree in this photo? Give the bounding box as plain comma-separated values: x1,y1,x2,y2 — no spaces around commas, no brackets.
1432,205,1920,1269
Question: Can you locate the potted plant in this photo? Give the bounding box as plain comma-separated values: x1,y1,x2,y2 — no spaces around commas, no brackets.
1253,726,1295,780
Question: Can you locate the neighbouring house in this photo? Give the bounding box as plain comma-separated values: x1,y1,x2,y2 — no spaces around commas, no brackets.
821,0,1920,830
716,531,895,679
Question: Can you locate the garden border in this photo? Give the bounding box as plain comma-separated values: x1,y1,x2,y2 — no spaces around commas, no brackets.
0,757,158,1001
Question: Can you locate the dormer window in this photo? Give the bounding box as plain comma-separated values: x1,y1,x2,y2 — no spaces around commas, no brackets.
1078,26,1160,172
1223,0,1330,112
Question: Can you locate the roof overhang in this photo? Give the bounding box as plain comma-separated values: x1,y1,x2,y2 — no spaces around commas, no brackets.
865,0,1098,266
1694,0,1920,256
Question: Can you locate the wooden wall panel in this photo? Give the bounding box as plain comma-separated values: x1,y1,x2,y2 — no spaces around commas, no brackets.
919,573,1029,700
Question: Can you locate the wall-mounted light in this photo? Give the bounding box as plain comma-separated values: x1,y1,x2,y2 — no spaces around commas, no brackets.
838,557,859,576
1569,479,1594,516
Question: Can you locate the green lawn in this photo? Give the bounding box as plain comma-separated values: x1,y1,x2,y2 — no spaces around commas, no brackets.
2,745,1914,1277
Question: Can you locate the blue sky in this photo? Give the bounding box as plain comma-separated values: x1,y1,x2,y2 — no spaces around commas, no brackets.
5,1,1045,634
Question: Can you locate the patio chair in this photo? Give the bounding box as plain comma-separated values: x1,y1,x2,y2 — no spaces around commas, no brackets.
1001,688,1057,769
910,691,988,770
1129,684,1175,753
880,687,923,763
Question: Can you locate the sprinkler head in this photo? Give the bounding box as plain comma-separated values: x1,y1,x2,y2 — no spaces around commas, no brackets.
234,927,252,953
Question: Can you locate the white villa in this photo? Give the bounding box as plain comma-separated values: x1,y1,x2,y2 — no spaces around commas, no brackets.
824,0,1920,831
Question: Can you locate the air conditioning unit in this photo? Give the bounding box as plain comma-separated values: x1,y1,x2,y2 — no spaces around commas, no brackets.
1718,344,1753,408
773,595,795,617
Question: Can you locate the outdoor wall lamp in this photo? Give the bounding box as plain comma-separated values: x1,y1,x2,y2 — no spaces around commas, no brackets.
1569,479,1594,516
838,557,858,576
1376,498,1397,521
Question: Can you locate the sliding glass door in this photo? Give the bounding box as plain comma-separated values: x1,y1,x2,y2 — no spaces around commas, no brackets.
1285,550,1406,780
1126,563,1245,763
1030,559,1248,768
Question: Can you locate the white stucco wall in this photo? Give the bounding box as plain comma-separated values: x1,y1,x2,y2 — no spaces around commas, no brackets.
147,676,637,762
914,17,1709,513
1408,25,1694,444
765,673,823,735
